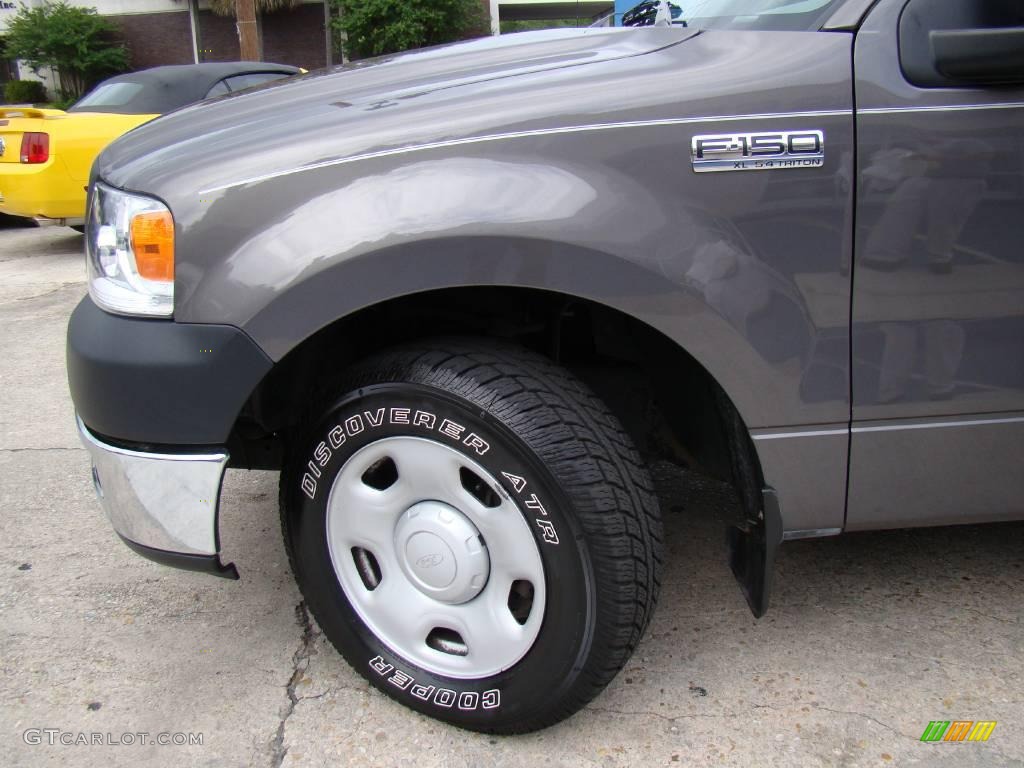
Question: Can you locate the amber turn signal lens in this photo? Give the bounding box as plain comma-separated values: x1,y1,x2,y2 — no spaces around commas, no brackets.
130,211,175,282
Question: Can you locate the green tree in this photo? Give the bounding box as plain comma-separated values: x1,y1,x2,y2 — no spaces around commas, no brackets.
2,2,128,100
330,0,487,60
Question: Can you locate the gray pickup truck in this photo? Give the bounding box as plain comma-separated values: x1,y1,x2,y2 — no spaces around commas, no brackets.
66,0,1023,734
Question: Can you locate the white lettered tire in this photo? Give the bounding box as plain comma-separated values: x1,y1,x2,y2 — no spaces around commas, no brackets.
280,340,663,733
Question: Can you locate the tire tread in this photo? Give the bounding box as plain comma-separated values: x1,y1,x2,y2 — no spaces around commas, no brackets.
281,338,663,733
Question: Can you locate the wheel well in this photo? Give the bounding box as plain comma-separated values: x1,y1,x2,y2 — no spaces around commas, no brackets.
228,287,762,519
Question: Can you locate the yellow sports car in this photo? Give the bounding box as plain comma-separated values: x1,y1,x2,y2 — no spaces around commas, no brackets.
0,62,300,227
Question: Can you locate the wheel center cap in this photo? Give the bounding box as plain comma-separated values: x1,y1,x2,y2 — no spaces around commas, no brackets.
405,532,456,588
394,501,489,604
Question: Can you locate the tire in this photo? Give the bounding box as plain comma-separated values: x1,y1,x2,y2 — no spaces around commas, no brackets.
280,339,663,733
69,225,85,234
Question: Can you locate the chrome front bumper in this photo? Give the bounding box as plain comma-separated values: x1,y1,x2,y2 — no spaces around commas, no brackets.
77,416,238,578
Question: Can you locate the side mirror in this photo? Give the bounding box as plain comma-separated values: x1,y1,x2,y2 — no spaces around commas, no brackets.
931,27,1024,86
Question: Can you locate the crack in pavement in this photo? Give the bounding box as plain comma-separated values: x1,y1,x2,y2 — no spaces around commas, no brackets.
753,702,913,740
962,606,1019,625
270,602,320,768
814,706,908,739
11,282,83,302
590,701,914,741
587,705,746,722
0,446,84,453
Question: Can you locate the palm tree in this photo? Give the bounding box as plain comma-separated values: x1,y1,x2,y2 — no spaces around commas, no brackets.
208,0,303,60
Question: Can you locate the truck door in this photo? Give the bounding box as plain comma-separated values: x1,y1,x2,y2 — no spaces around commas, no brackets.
848,0,1024,530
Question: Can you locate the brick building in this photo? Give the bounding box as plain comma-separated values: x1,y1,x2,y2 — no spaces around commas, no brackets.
0,0,566,99
1,0,331,95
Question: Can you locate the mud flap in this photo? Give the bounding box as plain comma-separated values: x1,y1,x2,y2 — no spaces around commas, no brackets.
728,488,782,619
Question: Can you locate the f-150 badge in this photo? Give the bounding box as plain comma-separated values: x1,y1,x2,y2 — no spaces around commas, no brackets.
691,130,824,172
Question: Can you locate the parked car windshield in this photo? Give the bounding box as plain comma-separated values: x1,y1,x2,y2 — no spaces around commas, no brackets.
619,0,842,30
69,65,300,115
70,82,145,111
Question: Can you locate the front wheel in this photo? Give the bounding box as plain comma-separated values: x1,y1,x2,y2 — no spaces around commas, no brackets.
280,340,663,733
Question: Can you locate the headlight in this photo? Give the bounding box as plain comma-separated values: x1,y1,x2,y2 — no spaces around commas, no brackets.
86,181,175,317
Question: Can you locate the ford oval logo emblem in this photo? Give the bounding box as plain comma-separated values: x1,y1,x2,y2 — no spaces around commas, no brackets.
416,553,444,569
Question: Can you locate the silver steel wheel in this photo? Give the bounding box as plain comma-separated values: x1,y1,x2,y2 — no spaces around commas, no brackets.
325,436,546,678
283,341,663,732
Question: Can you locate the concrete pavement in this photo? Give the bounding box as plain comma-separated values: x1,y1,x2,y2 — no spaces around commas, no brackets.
0,224,1021,767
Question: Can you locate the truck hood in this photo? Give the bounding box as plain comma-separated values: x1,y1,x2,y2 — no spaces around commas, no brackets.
97,28,695,194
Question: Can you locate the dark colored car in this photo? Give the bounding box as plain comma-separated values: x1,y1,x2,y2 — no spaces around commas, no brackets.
69,62,303,114
67,0,1024,735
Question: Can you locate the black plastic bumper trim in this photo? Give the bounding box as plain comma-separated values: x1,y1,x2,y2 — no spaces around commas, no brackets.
118,535,240,580
67,296,273,445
